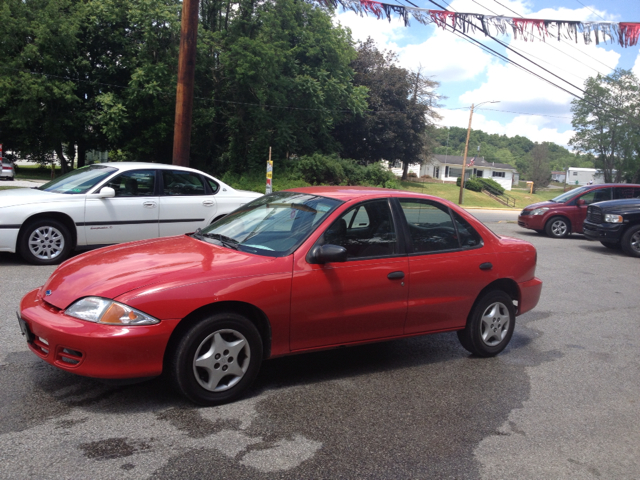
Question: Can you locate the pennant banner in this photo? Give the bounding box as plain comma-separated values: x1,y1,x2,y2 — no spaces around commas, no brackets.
319,0,640,47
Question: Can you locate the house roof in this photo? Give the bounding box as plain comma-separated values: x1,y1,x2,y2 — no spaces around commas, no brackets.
432,154,516,171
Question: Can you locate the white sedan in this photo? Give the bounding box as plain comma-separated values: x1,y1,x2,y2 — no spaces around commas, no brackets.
0,162,263,264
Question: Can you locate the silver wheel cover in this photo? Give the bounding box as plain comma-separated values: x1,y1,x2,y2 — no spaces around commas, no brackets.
551,220,567,236
480,301,511,347
28,226,65,260
630,231,640,253
193,329,251,392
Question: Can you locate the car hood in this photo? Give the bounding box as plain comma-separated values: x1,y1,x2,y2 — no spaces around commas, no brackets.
522,201,555,211
39,235,282,309
592,198,640,212
0,188,70,208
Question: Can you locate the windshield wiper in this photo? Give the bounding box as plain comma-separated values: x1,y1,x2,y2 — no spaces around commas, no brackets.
201,232,240,250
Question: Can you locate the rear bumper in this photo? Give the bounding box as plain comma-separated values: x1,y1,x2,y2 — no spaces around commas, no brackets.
583,221,624,243
19,288,179,379
518,277,543,316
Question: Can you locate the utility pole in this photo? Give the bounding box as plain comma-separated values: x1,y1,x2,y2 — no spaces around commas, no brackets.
458,100,499,205
458,104,475,205
172,0,200,167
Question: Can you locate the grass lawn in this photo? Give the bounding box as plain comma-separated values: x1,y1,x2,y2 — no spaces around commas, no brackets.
399,180,562,209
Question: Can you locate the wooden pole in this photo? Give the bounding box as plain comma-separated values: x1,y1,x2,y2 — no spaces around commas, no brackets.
172,0,200,167
458,104,474,205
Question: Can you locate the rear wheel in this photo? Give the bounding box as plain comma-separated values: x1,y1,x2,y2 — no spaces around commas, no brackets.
621,225,640,258
168,312,263,405
457,290,515,357
545,216,570,238
18,218,72,265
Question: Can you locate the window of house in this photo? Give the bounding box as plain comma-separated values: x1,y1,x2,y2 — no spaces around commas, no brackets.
492,171,505,178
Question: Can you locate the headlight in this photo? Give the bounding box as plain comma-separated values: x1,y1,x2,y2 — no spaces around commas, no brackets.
604,214,623,223
65,297,159,325
531,207,549,215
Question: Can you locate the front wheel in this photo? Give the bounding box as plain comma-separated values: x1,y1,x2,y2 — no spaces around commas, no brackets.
457,290,516,357
168,313,263,405
18,218,72,265
621,225,640,258
545,217,570,238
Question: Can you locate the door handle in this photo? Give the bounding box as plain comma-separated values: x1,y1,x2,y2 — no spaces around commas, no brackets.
387,271,405,280
143,201,157,208
479,262,493,270
202,200,215,207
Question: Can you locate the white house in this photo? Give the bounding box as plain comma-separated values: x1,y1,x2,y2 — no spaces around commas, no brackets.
420,154,518,191
565,167,605,186
551,171,566,183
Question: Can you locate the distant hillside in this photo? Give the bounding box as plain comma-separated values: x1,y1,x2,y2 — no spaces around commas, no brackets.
432,127,594,178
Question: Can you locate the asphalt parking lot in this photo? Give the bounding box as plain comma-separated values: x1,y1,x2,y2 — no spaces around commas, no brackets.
1,212,639,479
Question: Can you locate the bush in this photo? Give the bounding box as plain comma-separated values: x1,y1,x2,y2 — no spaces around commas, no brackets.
455,177,483,192
477,177,505,195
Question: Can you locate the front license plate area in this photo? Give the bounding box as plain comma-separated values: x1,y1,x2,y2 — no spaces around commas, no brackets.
17,313,35,343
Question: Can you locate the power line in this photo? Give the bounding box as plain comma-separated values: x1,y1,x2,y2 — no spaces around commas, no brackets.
574,0,607,21
490,0,616,73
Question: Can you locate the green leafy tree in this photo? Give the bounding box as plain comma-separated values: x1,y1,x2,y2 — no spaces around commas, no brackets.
570,69,640,183
529,143,551,193
333,39,441,180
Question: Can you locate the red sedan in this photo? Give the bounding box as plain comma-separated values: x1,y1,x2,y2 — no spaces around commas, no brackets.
18,187,542,405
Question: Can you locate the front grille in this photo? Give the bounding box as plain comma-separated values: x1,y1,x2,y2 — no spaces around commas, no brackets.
520,209,531,216
587,206,603,224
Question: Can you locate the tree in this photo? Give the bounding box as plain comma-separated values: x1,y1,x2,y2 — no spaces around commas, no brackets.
191,0,368,174
529,143,551,193
0,0,182,169
333,39,441,180
570,69,640,183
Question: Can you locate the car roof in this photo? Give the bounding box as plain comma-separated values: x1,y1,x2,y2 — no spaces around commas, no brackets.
285,185,453,204
98,162,201,173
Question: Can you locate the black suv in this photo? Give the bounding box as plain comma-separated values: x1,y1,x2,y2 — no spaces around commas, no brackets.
583,198,640,257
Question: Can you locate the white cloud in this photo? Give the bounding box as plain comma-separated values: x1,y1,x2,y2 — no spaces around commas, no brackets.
396,30,494,82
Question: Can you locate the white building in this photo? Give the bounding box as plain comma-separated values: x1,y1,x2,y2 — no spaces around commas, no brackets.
551,171,566,183
565,167,605,186
420,154,518,191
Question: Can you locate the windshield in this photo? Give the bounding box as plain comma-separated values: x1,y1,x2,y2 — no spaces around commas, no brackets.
196,191,342,257
37,165,117,194
550,186,590,203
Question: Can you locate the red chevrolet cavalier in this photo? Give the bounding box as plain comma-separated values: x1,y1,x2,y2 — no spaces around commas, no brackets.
18,187,542,405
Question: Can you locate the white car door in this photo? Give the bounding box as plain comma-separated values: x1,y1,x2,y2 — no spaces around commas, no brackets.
158,169,217,237
83,169,159,245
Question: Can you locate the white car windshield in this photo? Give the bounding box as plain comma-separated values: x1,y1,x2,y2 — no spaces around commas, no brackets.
37,165,117,194
195,191,342,257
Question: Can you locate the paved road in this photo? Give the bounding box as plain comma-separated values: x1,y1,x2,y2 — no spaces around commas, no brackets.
1,213,639,479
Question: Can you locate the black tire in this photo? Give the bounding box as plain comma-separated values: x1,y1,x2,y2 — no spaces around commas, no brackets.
18,218,72,265
457,290,516,357
600,241,621,250
168,312,263,405
621,225,640,258
545,216,570,238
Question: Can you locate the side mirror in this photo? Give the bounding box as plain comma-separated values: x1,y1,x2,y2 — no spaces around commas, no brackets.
576,199,586,206
309,244,347,264
89,186,116,199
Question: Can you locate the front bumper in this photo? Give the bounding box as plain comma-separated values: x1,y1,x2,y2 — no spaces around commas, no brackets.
582,221,624,243
19,288,179,379
517,214,544,231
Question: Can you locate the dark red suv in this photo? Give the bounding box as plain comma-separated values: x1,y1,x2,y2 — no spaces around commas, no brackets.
518,184,640,238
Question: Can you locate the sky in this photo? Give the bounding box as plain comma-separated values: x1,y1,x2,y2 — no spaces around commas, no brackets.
333,0,640,150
